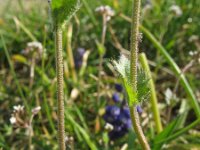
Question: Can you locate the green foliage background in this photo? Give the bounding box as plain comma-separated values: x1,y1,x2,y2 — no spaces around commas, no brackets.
0,0,200,149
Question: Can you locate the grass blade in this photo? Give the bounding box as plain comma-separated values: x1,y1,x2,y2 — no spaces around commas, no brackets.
1,35,29,111
140,25,200,118
66,112,98,150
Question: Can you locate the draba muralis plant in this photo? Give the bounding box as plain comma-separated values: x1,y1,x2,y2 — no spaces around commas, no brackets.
112,0,150,149
49,0,80,150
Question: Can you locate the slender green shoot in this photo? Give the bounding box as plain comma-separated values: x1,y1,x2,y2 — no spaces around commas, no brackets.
139,53,163,133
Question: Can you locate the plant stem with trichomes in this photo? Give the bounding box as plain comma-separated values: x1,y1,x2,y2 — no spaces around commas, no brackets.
55,26,66,150
130,0,150,149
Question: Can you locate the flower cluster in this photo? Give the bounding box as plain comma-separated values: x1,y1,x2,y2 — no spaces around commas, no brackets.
10,105,41,128
103,84,143,140
22,41,43,57
103,84,128,140
10,105,29,128
95,5,115,21
104,104,132,140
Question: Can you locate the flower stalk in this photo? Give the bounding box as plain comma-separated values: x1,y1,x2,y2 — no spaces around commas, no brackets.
55,26,66,150
130,0,150,149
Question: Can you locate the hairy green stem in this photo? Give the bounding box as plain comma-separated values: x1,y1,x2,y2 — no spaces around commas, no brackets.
130,0,140,88
139,53,163,133
129,107,151,150
130,0,150,149
55,26,66,150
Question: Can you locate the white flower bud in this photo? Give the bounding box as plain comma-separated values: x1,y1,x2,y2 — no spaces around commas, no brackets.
31,106,41,115
13,105,24,112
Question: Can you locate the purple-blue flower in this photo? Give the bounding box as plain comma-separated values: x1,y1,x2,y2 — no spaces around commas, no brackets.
103,105,132,140
112,93,120,103
137,105,143,114
115,84,123,92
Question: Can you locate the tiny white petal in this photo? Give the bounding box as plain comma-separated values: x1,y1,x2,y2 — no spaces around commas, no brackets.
10,116,16,124
105,123,114,131
13,105,24,111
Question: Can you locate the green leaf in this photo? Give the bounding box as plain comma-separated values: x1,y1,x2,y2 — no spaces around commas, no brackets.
51,0,80,27
112,55,150,106
112,55,137,105
137,69,150,103
123,79,137,106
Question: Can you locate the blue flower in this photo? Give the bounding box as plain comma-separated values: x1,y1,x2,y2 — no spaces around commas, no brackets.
136,105,143,114
115,84,123,92
112,93,120,103
103,105,132,140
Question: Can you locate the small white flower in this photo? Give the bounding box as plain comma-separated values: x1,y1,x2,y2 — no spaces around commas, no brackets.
189,51,198,56
95,5,115,21
169,5,182,17
31,106,41,115
10,116,16,124
27,41,43,52
104,123,114,131
13,105,24,112
22,41,43,55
